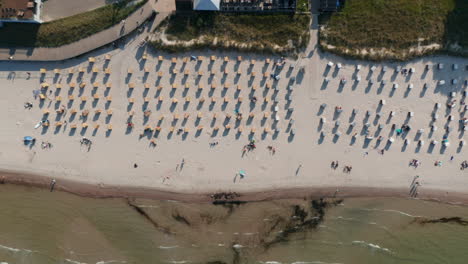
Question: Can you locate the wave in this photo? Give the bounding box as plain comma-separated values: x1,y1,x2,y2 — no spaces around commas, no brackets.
158,245,179,249
96,261,127,264
0,244,34,254
359,208,420,218
351,240,393,254
65,259,87,264
291,261,343,264
165,261,190,264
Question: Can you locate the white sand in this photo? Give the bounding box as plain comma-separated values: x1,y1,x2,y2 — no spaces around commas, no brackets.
0,31,467,197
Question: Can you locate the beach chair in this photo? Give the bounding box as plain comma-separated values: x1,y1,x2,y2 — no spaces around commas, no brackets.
70,124,77,129
128,111,135,116
88,57,96,63
105,54,111,61
82,123,89,128
263,112,270,118
172,98,178,104
68,95,74,101
142,53,148,61
263,72,269,78
224,56,229,62
127,68,133,74
42,109,50,114
94,124,100,129
93,82,99,88
144,83,150,89
224,97,229,103
107,109,113,115
81,96,87,102
54,69,60,75
158,56,164,62
70,109,77,114
68,68,75,74
158,71,163,77
250,59,256,65
40,68,47,74
225,124,231,129
157,85,163,91
210,55,216,61
55,122,63,127
236,85,242,91
106,83,112,89
92,67,99,73
251,72,256,77
184,69,190,75
184,83,190,89
169,126,175,132
212,113,217,119
144,67,150,73
198,71,204,76
250,127,256,134
237,56,242,62
158,96,164,102
237,70,242,75
128,98,135,103
226,113,232,119
105,68,111,75
79,82,86,88
197,125,203,131
197,56,204,61
249,113,255,118
224,83,230,89
211,83,217,89
79,67,85,73
55,96,62,102
55,84,62,90
185,97,191,102
81,110,89,116
93,94,100,100
266,82,272,89
172,69,177,75
266,58,271,64
264,97,270,103
69,82,76,88
107,124,112,130
213,126,219,131
184,113,190,119
94,109,102,114
224,69,229,75
199,97,205,103
171,57,177,64
184,127,189,133
144,97,150,103
197,112,203,118
172,83,177,89
128,83,135,89
238,97,243,102
198,84,204,90
183,57,188,63
211,97,216,103
252,85,258,90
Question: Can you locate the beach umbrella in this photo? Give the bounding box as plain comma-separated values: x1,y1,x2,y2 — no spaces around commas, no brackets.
239,170,246,178
23,136,33,142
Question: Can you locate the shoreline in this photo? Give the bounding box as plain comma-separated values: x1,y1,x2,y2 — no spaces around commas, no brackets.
3,169,468,206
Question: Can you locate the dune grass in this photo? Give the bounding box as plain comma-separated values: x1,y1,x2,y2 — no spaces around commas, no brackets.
321,0,468,59
0,0,146,47
156,12,310,54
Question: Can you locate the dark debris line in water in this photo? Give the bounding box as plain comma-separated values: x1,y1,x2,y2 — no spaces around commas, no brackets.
412,217,468,226
126,198,173,234
262,198,343,250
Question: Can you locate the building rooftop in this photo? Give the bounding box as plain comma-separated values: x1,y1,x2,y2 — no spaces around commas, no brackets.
1,0,37,20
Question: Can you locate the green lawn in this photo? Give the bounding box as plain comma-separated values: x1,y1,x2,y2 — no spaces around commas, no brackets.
0,0,146,47
155,12,310,54
321,0,468,59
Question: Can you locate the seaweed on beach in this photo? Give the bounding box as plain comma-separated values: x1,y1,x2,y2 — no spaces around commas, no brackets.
412,217,468,226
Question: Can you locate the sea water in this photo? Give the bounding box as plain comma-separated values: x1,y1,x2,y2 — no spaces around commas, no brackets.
0,184,468,264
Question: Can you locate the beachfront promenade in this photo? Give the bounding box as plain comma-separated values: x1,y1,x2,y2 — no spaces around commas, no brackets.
0,12,467,203
0,0,172,61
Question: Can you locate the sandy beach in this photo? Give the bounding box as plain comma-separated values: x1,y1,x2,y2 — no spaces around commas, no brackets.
0,25,467,204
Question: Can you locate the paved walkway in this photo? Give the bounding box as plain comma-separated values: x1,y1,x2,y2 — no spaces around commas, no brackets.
0,0,169,61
